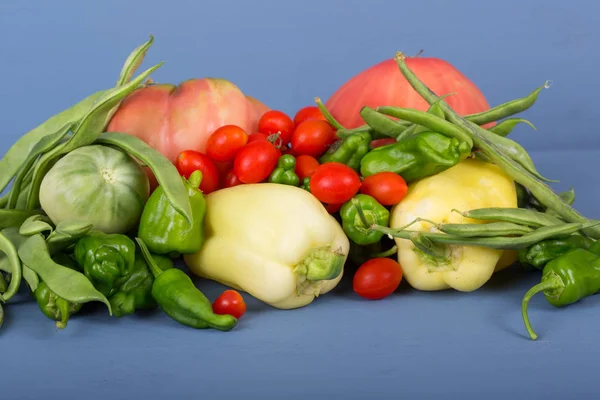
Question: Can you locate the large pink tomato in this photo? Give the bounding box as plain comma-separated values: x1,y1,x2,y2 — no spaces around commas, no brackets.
107,78,269,163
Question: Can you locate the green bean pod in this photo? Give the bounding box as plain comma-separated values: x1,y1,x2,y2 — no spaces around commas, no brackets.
359,107,409,138
0,231,22,302
435,221,534,237
115,35,154,86
453,207,564,227
489,118,536,137
375,106,474,148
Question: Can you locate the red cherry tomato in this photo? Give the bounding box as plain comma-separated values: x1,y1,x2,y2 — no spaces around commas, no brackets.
295,155,320,181
370,138,397,149
258,110,295,145
353,258,403,300
206,125,248,162
175,150,220,194
291,120,336,157
293,106,327,126
309,162,361,204
325,203,343,214
224,169,244,188
212,290,247,319
247,132,269,143
360,172,408,206
233,141,280,183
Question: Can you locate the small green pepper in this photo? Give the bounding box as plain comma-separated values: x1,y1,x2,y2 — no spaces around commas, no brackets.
268,155,300,186
522,248,600,340
300,177,311,192
340,194,390,245
74,231,136,297
34,281,83,329
518,235,594,269
136,238,237,332
109,249,174,317
137,170,207,256
359,131,471,182
320,131,372,171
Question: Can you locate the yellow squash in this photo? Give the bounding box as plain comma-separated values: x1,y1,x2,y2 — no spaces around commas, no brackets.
184,183,350,309
389,158,518,292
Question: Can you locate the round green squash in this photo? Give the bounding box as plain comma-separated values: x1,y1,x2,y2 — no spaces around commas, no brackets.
39,145,150,234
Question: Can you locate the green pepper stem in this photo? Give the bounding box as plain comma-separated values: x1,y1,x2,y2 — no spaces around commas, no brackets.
352,198,371,229
521,275,563,340
370,245,398,258
55,299,70,330
314,97,345,131
135,238,163,278
188,170,203,190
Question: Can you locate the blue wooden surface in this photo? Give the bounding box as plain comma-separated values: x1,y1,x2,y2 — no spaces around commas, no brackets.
1,1,600,398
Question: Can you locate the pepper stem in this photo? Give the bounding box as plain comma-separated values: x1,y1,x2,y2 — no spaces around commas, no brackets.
314,97,345,131
188,170,203,190
521,274,563,340
135,238,163,278
55,298,71,330
293,245,346,296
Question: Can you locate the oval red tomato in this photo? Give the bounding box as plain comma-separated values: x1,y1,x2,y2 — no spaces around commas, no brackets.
212,290,247,319
206,125,248,162
224,169,244,188
291,120,336,157
258,110,295,145
360,172,408,206
175,150,220,194
309,162,361,204
293,106,327,126
353,258,403,300
247,132,269,143
233,141,280,183
295,155,320,181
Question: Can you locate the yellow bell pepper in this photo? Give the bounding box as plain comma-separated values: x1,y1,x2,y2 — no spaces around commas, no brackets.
183,183,350,309
389,158,518,292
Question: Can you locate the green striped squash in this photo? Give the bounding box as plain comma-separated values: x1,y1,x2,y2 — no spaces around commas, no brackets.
39,145,150,234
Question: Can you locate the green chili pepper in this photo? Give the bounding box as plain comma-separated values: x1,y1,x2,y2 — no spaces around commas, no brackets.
74,231,136,297
521,248,600,340
109,249,173,318
518,235,594,269
137,169,206,256
268,155,300,186
320,131,372,171
340,194,390,245
136,238,238,332
359,131,471,182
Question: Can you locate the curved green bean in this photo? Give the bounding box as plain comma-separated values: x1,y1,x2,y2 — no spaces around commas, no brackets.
314,97,345,131
0,230,22,302
375,106,474,147
453,207,564,227
489,118,536,137
359,107,408,138
116,35,154,86
393,53,600,238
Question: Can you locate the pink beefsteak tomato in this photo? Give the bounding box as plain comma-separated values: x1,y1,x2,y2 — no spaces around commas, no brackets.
324,56,494,129
106,78,269,189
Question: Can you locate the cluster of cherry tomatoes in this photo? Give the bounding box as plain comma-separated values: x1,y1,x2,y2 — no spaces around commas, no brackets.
174,105,409,304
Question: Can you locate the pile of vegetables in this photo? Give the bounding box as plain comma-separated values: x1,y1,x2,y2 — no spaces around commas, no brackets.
0,36,597,341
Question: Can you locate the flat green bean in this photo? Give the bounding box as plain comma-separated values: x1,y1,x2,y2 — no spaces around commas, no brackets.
18,234,112,314
116,35,154,86
393,53,600,238
25,62,163,211
453,207,564,227
466,81,550,126
375,106,474,147
95,131,193,225
0,230,22,302
0,227,38,292
489,118,536,137
0,209,44,230
435,221,533,237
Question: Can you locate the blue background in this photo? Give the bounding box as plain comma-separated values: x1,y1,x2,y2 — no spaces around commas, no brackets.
1,0,599,398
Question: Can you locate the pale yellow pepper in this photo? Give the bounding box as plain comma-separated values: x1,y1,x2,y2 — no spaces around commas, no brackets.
389,158,518,292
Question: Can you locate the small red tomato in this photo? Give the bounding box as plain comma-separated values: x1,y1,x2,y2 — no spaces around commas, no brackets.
291,120,336,157
293,106,327,126
309,162,361,204
224,169,244,188
370,138,397,149
247,132,269,143
325,203,343,214
233,141,281,183
258,110,295,145
175,150,220,194
353,258,403,300
295,155,320,181
206,125,248,162
212,290,247,319
360,172,408,206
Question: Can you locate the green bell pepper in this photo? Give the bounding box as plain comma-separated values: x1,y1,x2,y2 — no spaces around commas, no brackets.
73,231,136,297
268,155,300,186
320,131,372,171
137,170,207,256
109,248,173,317
359,131,471,182
518,235,595,269
340,194,389,245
